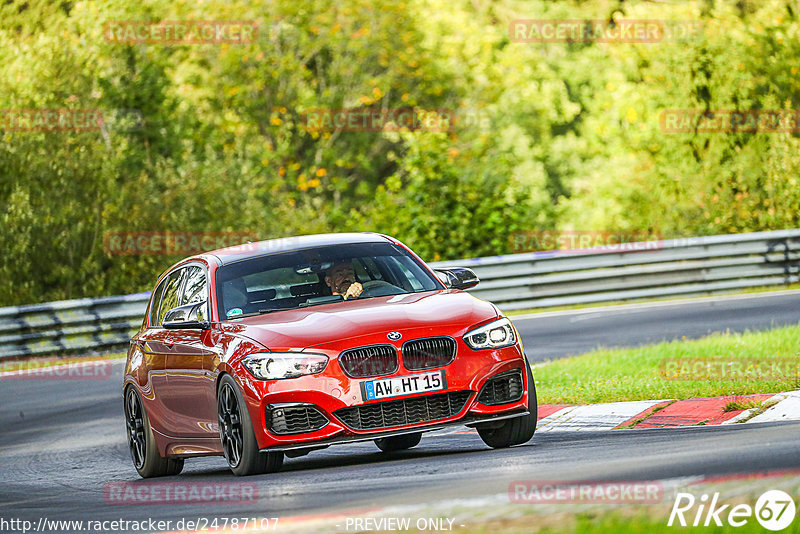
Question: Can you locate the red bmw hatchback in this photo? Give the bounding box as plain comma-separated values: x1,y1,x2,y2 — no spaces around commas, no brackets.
124,233,536,477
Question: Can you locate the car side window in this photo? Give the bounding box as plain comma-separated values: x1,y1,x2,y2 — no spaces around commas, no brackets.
148,278,168,327
354,257,383,283
181,266,207,305
180,265,209,321
156,269,185,326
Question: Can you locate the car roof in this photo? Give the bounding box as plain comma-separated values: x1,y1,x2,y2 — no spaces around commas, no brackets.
203,232,395,266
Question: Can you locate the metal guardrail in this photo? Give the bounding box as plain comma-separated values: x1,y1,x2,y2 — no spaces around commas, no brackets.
432,229,800,310
0,293,150,359
1,229,798,359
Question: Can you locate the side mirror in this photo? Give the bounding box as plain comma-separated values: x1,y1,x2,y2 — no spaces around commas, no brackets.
434,268,480,290
163,301,211,330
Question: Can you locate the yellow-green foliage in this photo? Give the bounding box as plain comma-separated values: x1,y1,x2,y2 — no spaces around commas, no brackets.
1,0,799,304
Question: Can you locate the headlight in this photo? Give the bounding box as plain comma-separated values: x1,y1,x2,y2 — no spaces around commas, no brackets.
241,352,329,380
463,317,517,350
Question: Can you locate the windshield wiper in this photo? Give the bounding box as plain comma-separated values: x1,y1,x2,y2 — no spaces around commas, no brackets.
299,295,344,308
228,296,344,319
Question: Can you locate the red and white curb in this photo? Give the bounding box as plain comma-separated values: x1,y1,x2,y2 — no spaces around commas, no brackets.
534,390,800,431
419,390,799,438
536,399,667,432
745,390,800,423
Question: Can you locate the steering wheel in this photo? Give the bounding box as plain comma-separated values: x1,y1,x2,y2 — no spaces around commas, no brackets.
359,279,401,297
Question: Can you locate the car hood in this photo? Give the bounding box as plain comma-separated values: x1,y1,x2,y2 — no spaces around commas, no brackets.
220,290,498,351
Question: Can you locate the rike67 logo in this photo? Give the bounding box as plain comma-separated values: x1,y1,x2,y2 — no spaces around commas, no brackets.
668,490,796,531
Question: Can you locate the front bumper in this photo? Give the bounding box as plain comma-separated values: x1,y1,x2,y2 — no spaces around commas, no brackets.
239,342,531,450
260,409,529,453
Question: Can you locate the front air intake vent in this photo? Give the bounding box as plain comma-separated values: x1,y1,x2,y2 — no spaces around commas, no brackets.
334,391,473,430
477,370,524,406
266,404,328,435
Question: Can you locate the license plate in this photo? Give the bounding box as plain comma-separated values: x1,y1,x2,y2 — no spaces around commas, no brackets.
362,370,447,401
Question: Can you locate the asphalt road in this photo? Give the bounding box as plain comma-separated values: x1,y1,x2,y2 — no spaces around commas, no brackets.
514,290,800,362
1,291,800,531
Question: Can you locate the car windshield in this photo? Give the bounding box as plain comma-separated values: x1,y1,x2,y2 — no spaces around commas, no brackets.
214,242,442,320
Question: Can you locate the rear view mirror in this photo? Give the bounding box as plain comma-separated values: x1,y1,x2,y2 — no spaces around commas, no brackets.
163,301,210,329
434,268,480,290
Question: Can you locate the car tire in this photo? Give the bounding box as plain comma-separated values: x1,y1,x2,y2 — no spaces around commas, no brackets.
218,374,284,476
124,386,184,478
477,364,537,449
374,432,422,452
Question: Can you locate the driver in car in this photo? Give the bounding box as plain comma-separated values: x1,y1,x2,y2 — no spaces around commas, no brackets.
324,261,363,300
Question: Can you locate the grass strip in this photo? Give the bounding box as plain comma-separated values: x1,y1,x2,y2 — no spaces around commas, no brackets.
532,325,800,405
